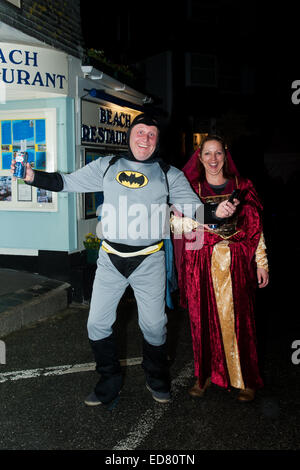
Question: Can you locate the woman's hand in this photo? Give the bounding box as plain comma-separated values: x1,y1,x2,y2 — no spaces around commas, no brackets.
257,267,269,288
215,199,239,218
11,160,35,183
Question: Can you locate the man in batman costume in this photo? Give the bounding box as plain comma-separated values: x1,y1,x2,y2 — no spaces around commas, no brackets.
12,113,237,405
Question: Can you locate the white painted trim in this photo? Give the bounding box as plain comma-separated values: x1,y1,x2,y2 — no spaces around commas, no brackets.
0,248,38,255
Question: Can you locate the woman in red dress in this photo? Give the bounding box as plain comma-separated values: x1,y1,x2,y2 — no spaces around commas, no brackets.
172,135,269,402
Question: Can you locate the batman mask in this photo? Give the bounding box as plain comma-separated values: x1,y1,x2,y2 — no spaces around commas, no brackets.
127,113,160,163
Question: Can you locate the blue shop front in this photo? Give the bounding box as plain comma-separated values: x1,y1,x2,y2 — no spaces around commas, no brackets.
0,39,148,299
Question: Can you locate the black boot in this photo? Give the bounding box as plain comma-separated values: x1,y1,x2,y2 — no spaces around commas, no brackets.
142,339,171,394
89,334,123,404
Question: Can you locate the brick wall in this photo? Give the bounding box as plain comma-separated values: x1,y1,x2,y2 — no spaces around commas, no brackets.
0,0,85,58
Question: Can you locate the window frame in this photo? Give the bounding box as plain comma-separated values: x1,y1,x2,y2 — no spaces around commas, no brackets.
185,53,217,87
0,108,58,212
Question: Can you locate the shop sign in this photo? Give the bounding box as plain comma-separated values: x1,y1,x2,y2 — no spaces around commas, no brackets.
81,99,140,148
0,42,68,94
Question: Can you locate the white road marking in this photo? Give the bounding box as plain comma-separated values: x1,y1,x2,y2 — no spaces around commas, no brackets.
113,361,194,451
0,357,143,383
0,357,194,451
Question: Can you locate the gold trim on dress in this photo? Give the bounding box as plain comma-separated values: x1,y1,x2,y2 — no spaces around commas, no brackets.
169,214,240,239
255,232,269,272
204,227,241,239
211,241,245,389
198,176,239,199
198,181,239,238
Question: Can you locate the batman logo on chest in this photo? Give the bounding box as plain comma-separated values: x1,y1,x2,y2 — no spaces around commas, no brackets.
116,171,149,188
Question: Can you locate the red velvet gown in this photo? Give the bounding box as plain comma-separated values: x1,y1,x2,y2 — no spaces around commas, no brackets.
173,176,264,390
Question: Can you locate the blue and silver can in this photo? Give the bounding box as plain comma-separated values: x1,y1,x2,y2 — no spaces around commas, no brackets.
13,152,28,179
208,224,219,230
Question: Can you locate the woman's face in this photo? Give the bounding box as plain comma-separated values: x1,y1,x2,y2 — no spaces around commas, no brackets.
199,140,226,178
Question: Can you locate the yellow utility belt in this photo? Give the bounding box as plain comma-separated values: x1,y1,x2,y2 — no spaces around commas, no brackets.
102,240,164,258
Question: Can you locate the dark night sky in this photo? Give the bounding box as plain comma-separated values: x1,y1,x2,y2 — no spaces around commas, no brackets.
80,1,298,82
80,0,300,152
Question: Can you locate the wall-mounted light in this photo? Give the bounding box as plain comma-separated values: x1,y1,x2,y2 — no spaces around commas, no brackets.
114,84,126,91
89,72,103,80
81,65,93,74
81,65,104,80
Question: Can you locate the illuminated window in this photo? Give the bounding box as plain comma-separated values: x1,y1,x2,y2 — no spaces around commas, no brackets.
193,133,208,151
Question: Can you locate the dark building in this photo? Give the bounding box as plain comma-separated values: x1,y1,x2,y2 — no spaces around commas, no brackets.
82,0,300,204
83,1,260,174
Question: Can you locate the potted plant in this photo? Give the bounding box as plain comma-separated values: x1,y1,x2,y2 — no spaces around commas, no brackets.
83,233,101,264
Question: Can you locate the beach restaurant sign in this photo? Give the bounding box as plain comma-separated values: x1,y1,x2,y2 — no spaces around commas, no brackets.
81,99,140,148
0,43,68,94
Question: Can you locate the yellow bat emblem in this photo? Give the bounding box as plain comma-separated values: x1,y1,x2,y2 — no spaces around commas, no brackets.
116,171,148,188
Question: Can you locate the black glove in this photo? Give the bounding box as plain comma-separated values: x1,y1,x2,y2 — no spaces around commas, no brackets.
26,170,64,192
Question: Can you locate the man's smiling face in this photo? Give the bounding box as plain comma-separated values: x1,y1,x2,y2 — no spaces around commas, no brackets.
129,124,158,161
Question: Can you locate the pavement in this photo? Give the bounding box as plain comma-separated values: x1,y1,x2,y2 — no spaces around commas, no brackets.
0,268,71,338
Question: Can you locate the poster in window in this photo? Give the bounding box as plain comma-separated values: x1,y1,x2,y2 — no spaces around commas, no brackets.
0,176,12,201
37,188,53,204
17,179,32,202
0,119,46,171
1,120,12,170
